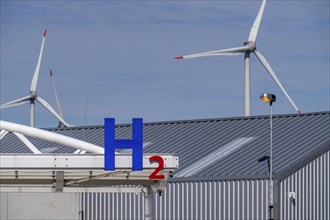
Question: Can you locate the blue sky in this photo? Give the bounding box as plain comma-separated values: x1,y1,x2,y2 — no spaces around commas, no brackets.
1,0,329,127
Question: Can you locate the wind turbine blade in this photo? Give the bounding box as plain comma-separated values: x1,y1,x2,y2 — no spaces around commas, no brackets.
1,101,29,109
248,0,267,42
35,96,71,127
0,95,31,109
254,50,301,113
30,29,47,93
175,45,248,59
50,69,64,119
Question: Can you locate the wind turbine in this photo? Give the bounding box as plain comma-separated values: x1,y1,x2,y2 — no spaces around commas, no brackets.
0,29,70,127
175,0,300,116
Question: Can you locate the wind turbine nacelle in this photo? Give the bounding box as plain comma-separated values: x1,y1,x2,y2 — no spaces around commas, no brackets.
30,91,37,99
244,41,256,52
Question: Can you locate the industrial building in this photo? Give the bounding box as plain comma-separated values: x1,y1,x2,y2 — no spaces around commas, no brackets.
1,111,329,219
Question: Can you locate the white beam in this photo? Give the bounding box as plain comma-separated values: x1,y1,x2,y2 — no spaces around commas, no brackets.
0,154,178,191
0,154,178,170
13,132,42,154
0,130,9,140
0,120,104,154
0,185,146,193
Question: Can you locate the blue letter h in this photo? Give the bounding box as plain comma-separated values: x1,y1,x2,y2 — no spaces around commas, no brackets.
104,118,143,171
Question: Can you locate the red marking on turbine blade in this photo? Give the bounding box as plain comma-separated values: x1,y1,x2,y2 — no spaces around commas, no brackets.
50,69,53,77
175,56,184,59
44,28,47,37
298,110,301,114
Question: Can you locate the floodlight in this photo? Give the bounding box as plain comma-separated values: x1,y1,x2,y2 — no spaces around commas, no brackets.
260,93,276,104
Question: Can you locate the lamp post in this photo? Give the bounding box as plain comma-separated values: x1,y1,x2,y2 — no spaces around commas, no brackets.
260,93,276,220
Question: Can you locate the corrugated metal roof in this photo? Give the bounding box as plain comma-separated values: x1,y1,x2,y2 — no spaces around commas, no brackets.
1,111,329,180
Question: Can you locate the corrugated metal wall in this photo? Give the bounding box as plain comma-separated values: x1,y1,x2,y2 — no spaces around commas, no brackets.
155,180,268,220
81,179,269,220
81,192,144,220
81,151,329,220
280,150,330,220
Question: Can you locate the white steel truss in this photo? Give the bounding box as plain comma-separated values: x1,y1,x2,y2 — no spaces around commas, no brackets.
0,154,178,192
0,120,178,192
0,120,179,220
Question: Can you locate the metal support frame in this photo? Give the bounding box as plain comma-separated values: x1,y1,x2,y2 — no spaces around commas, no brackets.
0,120,178,220
13,132,42,154
0,154,178,170
143,186,154,220
0,154,178,192
0,130,9,140
0,185,147,193
0,120,104,154
0,154,177,220
55,171,64,192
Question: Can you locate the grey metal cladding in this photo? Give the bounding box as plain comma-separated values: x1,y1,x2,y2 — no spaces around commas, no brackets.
1,111,329,179
280,150,330,220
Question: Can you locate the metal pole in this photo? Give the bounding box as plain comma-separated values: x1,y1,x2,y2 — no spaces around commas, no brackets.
269,102,274,220
144,186,154,220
